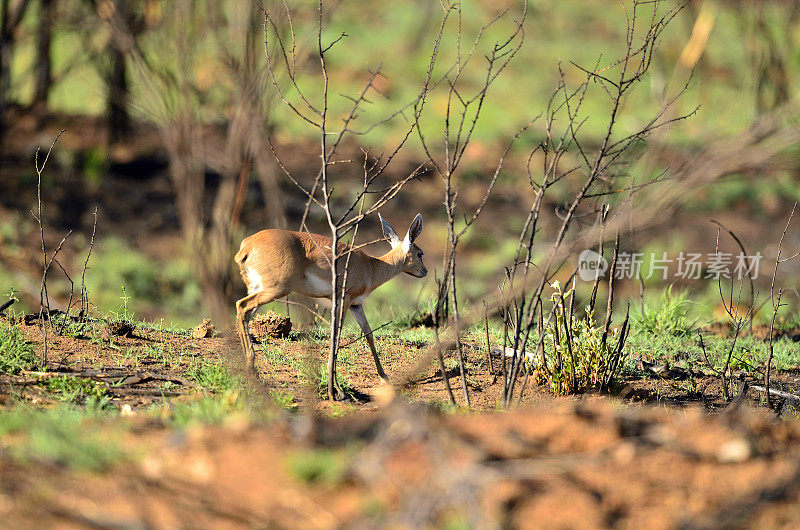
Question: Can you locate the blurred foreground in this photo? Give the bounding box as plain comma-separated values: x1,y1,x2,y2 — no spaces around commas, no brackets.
2,396,800,528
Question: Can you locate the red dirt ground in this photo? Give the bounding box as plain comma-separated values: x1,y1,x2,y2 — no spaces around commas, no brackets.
3,398,800,528
3,315,800,527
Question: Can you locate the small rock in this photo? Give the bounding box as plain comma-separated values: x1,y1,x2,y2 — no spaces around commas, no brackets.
192,318,215,339
249,310,292,341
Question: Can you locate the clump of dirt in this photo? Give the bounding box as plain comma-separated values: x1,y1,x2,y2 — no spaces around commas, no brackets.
249,311,292,340
191,318,215,338
101,320,134,340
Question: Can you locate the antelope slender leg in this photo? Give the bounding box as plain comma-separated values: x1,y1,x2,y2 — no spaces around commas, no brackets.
327,303,349,400
235,289,286,373
350,304,388,381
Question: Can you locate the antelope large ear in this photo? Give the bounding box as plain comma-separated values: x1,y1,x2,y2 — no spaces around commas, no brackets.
402,213,423,252
379,213,401,248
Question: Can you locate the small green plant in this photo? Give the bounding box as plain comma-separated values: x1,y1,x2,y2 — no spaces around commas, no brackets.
533,281,629,395
108,285,134,323
51,313,92,339
45,376,109,405
158,392,263,427
633,286,697,337
296,357,354,399
2,287,19,317
391,306,433,329
270,390,298,411
188,360,241,392
0,321,40,374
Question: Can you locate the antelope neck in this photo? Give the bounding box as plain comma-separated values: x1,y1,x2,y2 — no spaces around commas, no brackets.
368,246,406,290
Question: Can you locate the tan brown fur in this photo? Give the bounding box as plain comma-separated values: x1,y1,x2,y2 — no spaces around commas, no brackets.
234,215,426,398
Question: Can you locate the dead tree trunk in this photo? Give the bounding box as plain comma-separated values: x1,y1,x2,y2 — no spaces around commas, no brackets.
33,0,55,108
107,0,131,144
0,0,31,148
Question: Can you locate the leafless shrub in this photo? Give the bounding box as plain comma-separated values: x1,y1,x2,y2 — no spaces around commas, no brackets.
707,226,754,401
765,203,799,408
411,2,529,407
262,0,443,399
31,130,67,363
494,0,695,405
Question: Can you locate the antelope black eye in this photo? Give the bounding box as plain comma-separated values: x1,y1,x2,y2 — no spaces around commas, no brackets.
418,252,423,258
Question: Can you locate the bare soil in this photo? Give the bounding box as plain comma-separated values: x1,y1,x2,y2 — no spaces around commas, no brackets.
2,314,800,527
3,390,800,527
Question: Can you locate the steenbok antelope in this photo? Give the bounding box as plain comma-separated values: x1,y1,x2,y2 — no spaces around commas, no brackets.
234,214,426,397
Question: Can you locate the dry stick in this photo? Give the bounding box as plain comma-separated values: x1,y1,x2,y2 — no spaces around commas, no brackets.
766,202,798,409
750,384,800,403
587,205,608,322
560,287,576,391
433,272,456,405
32,130,65,364
79,207,98,321
601,234,620,351
501,305,508,400
698,333,723,378
714,226,752,401
515,298,544,407
0,299,14,315
710,219,755,335
483,301,494,375
507,303,557,404
51,256,74,336
603,303,630,391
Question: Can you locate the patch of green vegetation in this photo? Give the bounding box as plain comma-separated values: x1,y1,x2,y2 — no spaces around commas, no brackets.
157,392,249,427
0,321,40,374
626,325,800,375
633,287,697,337
269,389,298,411
44,376,110,407
296,357,356,399
187,360,241,392
285,447,351,486
0,407,126,471
534,281,628,395
49,313,94,339
390,304,434,330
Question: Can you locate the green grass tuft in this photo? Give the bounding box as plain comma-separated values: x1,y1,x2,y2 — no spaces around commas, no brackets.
633,287,697,337
0,321,40,374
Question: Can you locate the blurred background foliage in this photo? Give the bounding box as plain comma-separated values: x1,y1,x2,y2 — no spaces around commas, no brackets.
2,0,800,328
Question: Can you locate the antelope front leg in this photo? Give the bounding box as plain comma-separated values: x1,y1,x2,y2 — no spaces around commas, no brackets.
326,303,349,401
350,304,388,382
